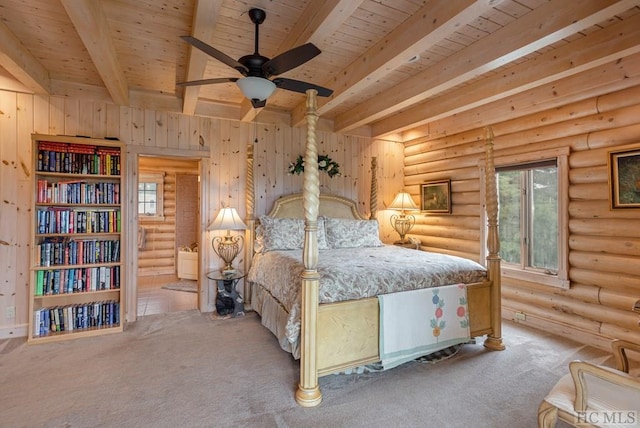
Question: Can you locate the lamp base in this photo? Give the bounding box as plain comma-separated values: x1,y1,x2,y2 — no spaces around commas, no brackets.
393,238,420,250
390,213,415,246
221,267,237,275
212,234,244,277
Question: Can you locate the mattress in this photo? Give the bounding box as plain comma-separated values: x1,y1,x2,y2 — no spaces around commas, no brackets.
248,245,487,354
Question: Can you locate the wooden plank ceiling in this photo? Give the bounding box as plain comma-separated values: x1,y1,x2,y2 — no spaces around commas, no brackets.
0,0,639,139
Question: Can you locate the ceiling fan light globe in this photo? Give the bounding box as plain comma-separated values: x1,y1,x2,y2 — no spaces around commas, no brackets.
237,77,276,102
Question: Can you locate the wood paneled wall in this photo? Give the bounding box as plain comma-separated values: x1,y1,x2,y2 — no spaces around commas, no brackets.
403,84,640,351
0,92,403,336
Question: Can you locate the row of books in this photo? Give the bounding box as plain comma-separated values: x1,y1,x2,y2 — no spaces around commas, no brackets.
33,300,120,337
37,208,121,234
37,141,121,175
37,179,120,205
35,266,121,295
37,238,120,266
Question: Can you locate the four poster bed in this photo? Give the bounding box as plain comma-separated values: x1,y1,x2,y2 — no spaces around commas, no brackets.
243,90,504,407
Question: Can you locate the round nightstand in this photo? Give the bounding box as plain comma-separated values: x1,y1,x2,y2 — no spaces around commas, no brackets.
206,270,246,317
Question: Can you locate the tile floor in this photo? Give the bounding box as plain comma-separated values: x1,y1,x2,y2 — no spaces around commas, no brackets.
137,274,198,317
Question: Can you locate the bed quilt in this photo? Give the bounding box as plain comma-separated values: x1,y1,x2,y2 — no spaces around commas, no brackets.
247,245,486,345
379,283,470,369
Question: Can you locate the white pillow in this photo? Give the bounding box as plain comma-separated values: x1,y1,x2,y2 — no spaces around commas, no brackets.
324,217,383,248
257,216,328,252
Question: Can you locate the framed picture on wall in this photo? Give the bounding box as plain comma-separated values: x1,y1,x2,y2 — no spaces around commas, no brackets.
608,144,640,209
421,180,451,214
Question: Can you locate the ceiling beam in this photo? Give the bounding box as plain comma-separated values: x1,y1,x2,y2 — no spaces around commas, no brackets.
48,79,297,128
371,11,640,138
335,0,638,133
403,52,640,142
49,78,248,123
197,98,293,126
279,0,364,50
0,20,50,93
182,0,224,115
0,67,35,93
50,79,112,103
61,0,129,106
239,99,261,122
289,0,500,127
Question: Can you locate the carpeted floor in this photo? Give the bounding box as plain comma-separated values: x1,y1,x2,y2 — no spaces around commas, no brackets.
0,311,619,427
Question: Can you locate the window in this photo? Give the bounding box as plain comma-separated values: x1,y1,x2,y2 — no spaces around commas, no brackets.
481,147,569,289
138,172,165,221
498,160,558,271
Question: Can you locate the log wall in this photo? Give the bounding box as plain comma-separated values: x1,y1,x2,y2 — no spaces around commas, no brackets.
0,92,404,336
403,84,640,351
137,157,199,277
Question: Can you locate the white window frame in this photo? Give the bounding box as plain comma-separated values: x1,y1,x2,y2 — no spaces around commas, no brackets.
138,171,165,222
480,147,569,289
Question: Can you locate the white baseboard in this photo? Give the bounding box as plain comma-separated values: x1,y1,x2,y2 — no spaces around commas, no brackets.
0,323,28,340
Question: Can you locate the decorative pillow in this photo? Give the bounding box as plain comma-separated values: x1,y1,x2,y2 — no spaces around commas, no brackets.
253,224,265,253
324,217,383,248
257,216,328,252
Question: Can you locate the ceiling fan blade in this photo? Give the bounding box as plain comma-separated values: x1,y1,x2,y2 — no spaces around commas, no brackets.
251,99,267,109
273,78,333,97
176,77,238,87
181,36,248,75
262,43,321,77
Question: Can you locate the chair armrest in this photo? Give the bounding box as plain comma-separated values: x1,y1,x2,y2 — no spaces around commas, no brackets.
612,339,640,373
569,361,640,412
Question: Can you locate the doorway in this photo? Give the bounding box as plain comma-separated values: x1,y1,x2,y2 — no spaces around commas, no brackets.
136,155,200,316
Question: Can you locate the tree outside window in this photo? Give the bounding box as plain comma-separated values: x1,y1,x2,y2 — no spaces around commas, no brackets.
498,163,558,273
480,147,569,289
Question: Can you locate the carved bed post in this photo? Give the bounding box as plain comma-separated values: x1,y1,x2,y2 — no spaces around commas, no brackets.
483,127,505,351
295,89,322,407
245,143,255,307
370,157,378,219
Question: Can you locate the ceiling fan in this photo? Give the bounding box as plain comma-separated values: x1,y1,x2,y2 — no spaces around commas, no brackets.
178,8,333,108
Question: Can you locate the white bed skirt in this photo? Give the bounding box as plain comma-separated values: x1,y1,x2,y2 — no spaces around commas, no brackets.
251,282,301,359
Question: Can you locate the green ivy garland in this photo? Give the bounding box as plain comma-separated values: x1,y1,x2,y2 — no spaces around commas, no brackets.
287,154,341,178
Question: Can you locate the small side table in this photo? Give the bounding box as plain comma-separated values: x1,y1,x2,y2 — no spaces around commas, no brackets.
206,270,246,317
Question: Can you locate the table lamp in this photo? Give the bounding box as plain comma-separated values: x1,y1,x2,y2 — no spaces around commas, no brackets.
208,206,247,274
388,191,419,243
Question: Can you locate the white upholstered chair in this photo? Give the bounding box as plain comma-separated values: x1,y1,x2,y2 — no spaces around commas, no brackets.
538,340,640,428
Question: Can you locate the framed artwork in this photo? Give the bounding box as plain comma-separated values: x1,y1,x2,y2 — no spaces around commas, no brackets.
421,180,451,214
608,144,640,209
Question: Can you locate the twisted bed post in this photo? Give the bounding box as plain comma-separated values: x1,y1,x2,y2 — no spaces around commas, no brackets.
370,157,378,219
245,143,255,307
483,127,505,351
295,89,323,407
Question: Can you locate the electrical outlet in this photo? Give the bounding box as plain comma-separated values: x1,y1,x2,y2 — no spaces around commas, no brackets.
6,306,16,319
514,311,526,321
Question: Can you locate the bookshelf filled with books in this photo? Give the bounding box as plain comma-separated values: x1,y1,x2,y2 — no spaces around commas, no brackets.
28,134,125,343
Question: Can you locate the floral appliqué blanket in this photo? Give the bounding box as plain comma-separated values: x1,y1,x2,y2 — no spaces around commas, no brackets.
378,283,470,370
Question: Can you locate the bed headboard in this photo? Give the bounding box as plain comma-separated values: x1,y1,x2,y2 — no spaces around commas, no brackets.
245,193,366,272
268,193,366,220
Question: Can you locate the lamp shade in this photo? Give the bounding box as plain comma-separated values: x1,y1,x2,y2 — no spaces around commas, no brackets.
236,76,277,101
388,192,419,211
208,207,247,231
